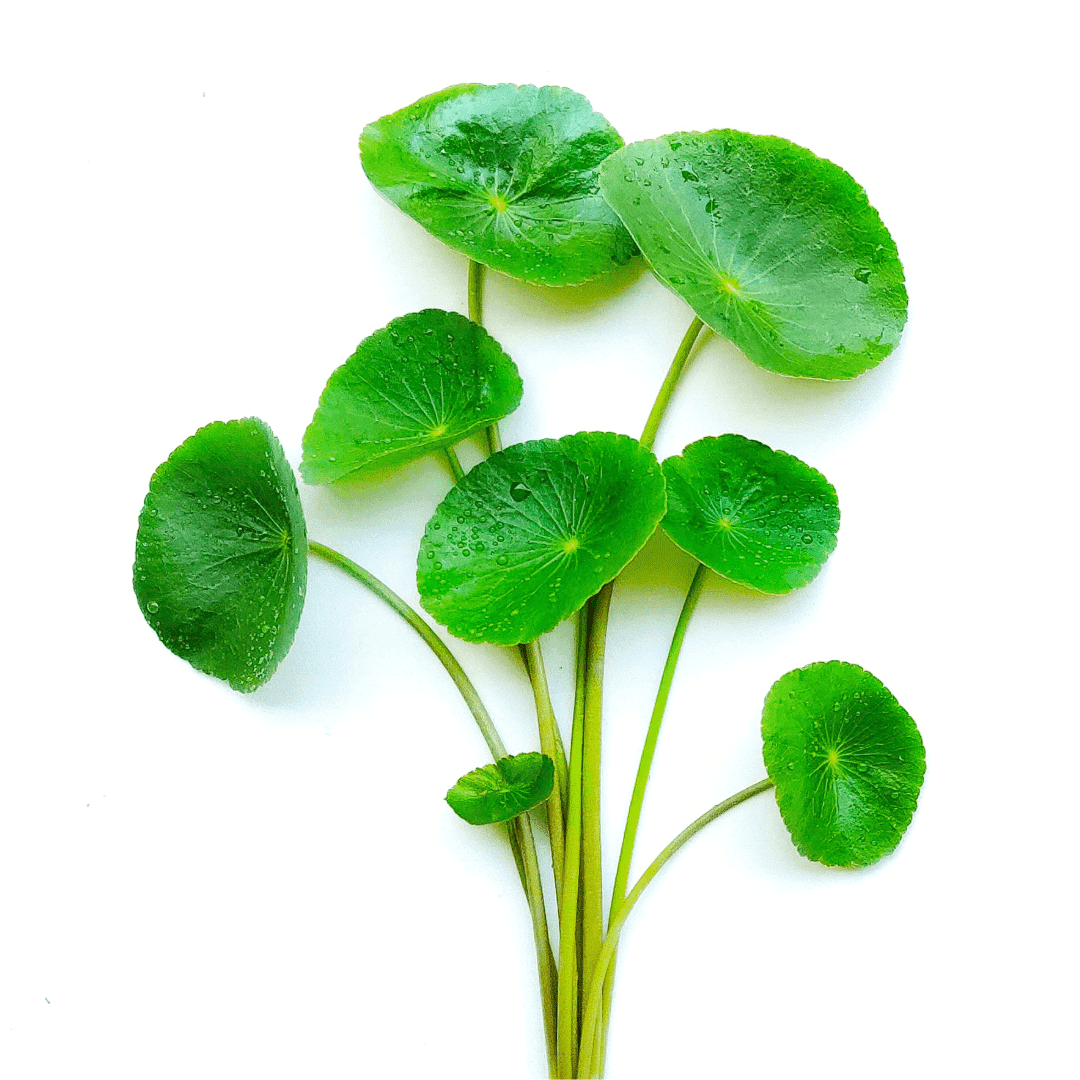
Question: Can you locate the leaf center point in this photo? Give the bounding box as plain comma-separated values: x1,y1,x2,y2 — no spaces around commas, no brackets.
487,191,510,213
717,274,743,298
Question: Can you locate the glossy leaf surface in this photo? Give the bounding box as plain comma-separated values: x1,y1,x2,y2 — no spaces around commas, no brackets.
418,432,666,645
600,131,907,378
133,418,307,692
446,753,555,826
762,662,925,867
301,309,522,484
361,83,637,286
662,435,839,593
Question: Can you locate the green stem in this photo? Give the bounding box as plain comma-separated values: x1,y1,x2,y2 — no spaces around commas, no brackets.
511,812,559,1078
467,259,503,457
639,317,706,452
443,445,465,483
308,541,506,759
556,605,590,1078
524,640,566,912
580,585,613,1036
468,258,486,324
577,779,775,1078
600,561,710,1063
308,541,557,1072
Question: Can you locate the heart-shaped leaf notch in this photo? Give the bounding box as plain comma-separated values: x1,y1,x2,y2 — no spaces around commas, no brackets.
599,131,907,379
133,418,307,692
301,309,522,484
762,661,925,867
662,435,839,594
446,753,555,826
418,432,666,645
361,83,637,286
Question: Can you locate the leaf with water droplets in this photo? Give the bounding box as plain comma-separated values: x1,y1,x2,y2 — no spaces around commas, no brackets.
446,753,555,826
361,83,637,286
133,418,307,692
301,309,522,484
417,432,666,644
762,662,925,867
599,131,907,378
662,435,839,593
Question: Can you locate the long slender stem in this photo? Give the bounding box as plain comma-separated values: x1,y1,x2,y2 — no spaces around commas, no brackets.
524,640,566,911
599,561,710,1064
511,812,559,1077
308,541,506,759
443,445,465,483
308,540,557,1072
557,605,589,1078
580,585,613,1038
639,317,706,452
578,779,775,1078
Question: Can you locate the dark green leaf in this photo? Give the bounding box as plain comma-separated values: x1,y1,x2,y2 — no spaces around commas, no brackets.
600,131,907,378
762,662,925,867
662,435,839,594
361,83,637,286
133,418,307,692
446,753,555,826
301,309,522,484
418,432,666,645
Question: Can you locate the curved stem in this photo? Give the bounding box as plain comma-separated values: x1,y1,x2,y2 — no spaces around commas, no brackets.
308,540,558,1072
308,541,506,758
443,445,465,483
639,317,706,452
578,778,775,1078
600,561,710,1062
556,605,590,1078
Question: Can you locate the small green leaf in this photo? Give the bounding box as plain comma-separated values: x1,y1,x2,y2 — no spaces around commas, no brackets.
762,662,925,867
301,309,522,484
600,131,907,378
133,418,307,692
446,753,555,826
662,435,839,594
361,83,637,286
418,432,666,645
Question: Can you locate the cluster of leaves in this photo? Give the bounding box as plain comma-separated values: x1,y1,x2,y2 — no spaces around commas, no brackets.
134,83,925,1078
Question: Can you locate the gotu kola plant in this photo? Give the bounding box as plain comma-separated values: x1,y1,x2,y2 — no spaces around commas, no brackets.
133,82,924,1078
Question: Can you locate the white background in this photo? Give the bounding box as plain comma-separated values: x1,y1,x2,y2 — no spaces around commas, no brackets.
2,2,1076,1077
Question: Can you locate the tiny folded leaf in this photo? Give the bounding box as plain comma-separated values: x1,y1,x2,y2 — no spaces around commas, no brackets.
446,752,555,826
662,434,839,594
418,432,666,645
361,83,637,286
599,131,907,379
133,418,307,692
762,662,925,867
301,309,522,484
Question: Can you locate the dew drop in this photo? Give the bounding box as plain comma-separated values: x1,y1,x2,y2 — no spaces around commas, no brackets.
509,482,531,502
146,601,159,613
854,267,872,284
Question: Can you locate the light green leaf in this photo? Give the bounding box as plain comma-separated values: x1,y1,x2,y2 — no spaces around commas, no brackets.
762,662,925,867
133,418,307,692
361,83,637,286
600,131,907,378
301,309,522,484
417,432,666,645
662,435,839,593
446,753,555,826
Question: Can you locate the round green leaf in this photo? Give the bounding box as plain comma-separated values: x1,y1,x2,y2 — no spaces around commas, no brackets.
360,83,637,286
446,753,555,826
301,309,522,484
133,418,307,693
418,432,666,645
762,662,925,867
599,131,907,378
661,435,839,594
